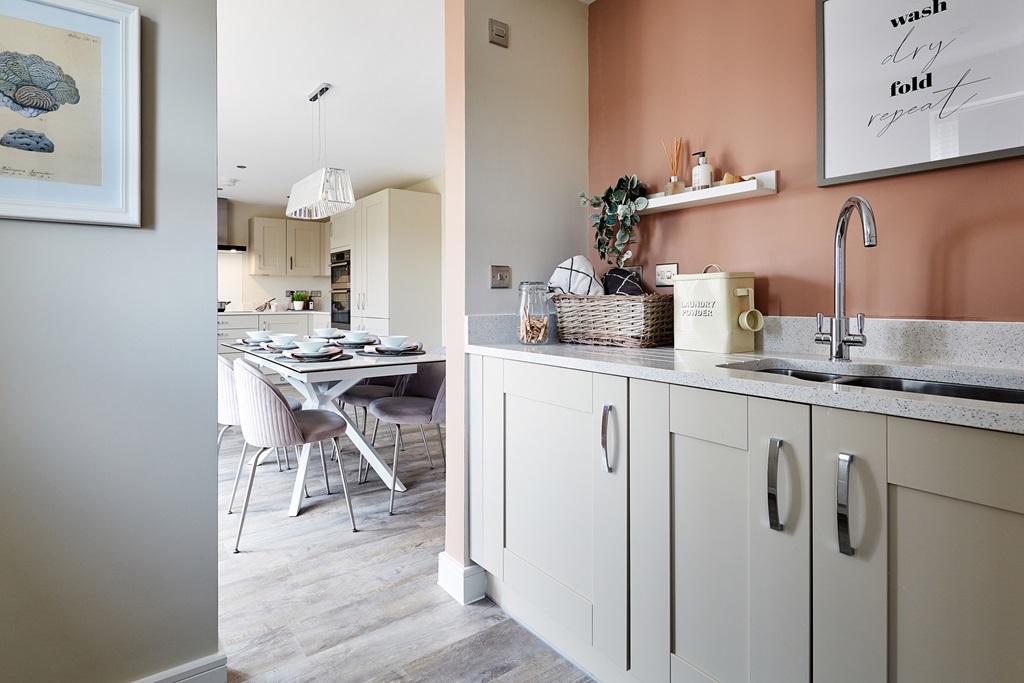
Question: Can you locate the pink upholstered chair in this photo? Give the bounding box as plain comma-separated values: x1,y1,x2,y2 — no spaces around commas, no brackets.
231,359,357,552
219,356,302,513
367,360,446,515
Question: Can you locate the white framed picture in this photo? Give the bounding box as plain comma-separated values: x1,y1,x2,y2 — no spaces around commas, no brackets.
817,0,1024,186
0,0,140,226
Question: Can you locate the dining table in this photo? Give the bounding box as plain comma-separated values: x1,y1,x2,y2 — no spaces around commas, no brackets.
221,340,445,517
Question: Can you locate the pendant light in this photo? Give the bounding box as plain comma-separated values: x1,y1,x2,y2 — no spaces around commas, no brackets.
286,83,355,219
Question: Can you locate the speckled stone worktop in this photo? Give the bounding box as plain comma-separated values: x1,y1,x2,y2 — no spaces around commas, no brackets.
465,343,1024,435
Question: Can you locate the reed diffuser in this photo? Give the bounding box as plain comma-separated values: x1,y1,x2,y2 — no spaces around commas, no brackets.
661,137,685,196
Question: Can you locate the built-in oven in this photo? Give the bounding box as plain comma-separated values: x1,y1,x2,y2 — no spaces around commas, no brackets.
330,249,351,329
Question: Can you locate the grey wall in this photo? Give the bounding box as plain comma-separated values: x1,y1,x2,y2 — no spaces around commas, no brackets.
0,1,220,680
464,0,589,315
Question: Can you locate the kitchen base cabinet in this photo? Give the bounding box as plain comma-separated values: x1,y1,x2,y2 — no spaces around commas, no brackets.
887,418,1024,683
666,387,810,683
812,407,888,683
469,357,629,682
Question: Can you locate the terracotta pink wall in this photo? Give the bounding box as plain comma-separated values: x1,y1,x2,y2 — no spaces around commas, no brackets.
588,0,1024,321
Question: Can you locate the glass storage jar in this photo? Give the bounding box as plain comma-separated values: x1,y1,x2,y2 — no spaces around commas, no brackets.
518,281,550,344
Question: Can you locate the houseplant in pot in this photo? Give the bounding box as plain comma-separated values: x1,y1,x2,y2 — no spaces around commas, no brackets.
291,291,308,311
580,174,649,270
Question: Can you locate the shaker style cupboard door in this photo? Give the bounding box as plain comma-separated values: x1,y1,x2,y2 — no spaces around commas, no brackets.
286,220,323,276
360,192,390,319
887,419,1024,683
331,209,355,251
811,407,887,683
498,360,629,674
249,217,287,276
668,387,810,683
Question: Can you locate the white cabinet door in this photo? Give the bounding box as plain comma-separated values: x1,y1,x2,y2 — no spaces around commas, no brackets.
812,407,887,683
260,314,308,337
668,387,810,683
360,316,389,336
331,209,355,251
286,220,323,276
249,218,286,276
488,360,628,675
361,192,390,319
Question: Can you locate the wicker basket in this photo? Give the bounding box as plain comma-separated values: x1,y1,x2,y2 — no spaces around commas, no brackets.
553,293,674,348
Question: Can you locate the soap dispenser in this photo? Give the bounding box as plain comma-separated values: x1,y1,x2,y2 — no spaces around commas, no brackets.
691,151,714,191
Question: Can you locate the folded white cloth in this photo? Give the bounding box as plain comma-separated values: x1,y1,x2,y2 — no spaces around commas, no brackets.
549,255,603,296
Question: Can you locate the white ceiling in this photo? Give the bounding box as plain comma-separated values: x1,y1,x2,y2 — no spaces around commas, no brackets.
216,0,444,205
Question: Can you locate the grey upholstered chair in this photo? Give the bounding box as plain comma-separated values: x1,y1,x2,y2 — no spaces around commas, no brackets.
219,356,303,513
338,375,405,445
367,360,446,515
232,359,357,552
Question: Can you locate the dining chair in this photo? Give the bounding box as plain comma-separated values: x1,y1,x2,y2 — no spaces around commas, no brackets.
338,375,405,444
231,359,357,552
220,356,304,514
366,360,446,515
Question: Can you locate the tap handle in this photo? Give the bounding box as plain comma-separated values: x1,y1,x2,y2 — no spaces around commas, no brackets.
814,312,831,344
852,313,866,335
816,312,826,333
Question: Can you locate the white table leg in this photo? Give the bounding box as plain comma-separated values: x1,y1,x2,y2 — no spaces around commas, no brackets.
282,376,407,517
288,442,313,517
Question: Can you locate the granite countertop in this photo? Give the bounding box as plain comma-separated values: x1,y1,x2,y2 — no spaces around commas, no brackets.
465,342,1024,435
218,310,329,315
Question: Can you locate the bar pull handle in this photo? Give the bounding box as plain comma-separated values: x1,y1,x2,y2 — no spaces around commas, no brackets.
290,256,294,271
767,437,784,532
600,404,613,473
837,453,855,556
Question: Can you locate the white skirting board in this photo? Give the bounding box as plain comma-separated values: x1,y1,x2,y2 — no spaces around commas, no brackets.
437,551,487,605
133,651,227,683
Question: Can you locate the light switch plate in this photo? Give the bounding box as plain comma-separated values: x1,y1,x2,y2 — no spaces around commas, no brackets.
489,18,509,47
655,263,678,287
490,265,512,289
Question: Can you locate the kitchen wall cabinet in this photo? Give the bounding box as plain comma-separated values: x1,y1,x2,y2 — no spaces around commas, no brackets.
347,188,442,348
249,218,287,276
248,217,329,277
330,207,355,252
470,357,629,682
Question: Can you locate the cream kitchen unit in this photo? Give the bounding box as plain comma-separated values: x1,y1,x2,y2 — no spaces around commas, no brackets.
217,311,329,384
248,217,330,277
330,188,442,348
466,349,1024,683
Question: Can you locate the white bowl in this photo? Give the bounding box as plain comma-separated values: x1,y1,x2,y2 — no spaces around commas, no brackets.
269,333,297,347
245,330,271,342
294,339,325,354
346,330,370,343
313,327,341,339
380,335,408,349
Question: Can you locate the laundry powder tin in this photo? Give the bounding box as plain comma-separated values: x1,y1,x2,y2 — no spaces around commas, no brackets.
673,265,764,353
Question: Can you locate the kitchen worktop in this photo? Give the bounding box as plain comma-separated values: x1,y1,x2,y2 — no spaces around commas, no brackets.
466,342,1024,435
218,310,327,315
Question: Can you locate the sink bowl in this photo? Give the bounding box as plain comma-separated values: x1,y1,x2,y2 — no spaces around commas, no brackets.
757,368,844,382
835,376,1024,404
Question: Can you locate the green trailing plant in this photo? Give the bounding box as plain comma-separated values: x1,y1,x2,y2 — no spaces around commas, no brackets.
291,291,308,302
579,174,649,267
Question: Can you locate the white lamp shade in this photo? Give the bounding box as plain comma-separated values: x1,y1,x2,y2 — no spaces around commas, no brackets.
286,168,355,220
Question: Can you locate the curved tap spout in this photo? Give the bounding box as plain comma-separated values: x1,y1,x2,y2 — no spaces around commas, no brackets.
835,195,877,250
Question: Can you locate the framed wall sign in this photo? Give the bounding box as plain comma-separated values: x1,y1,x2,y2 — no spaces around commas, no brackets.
817,0,1024,186
0,0,140,226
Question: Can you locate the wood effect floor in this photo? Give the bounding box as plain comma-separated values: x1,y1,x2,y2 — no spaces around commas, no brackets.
218,408,590,683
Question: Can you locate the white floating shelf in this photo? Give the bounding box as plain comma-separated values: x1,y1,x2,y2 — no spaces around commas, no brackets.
639,170,777,215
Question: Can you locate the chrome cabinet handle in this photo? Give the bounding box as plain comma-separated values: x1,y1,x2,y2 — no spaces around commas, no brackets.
767,437,784,532
837,453,855,556
290,256,294,271
600,404,613,473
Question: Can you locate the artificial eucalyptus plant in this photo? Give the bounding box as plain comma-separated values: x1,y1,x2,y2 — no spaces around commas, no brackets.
579,174,649,267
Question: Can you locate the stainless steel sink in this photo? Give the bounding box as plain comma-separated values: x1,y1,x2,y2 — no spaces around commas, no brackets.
835,376,1024,404
757,368,845,382
746,367,1024,404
